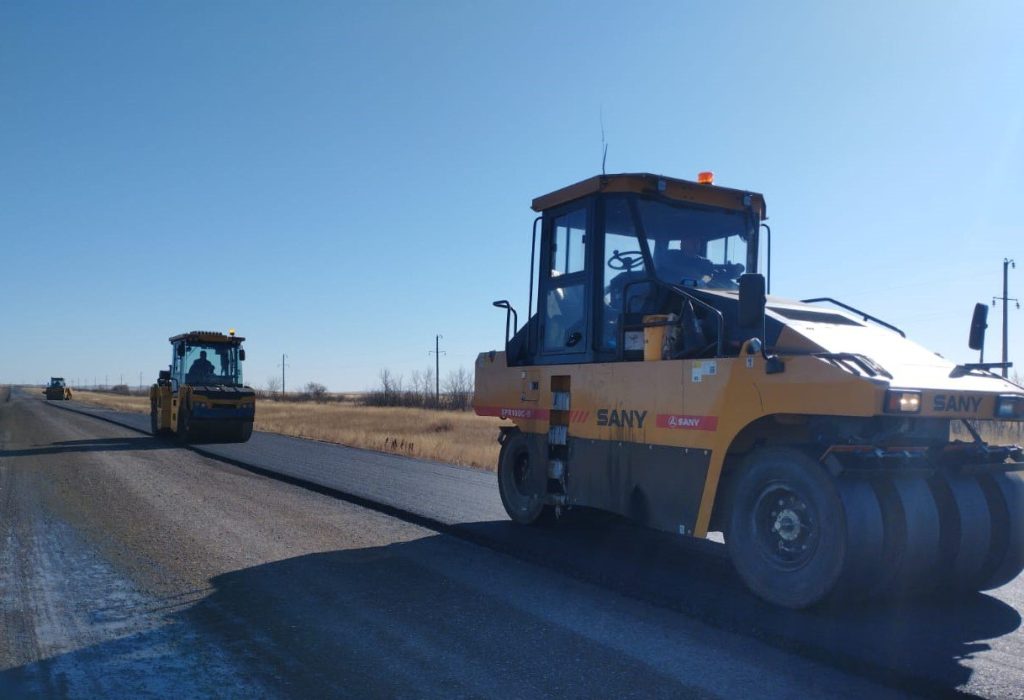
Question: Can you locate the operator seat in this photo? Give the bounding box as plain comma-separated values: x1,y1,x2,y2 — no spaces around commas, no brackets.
656,249,711,287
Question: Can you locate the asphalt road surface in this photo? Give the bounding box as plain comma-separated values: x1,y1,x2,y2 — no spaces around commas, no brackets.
2,388,1022,698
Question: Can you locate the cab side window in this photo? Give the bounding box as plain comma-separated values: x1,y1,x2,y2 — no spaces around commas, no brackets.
550,209,586,276
171,343,185,386
543,207,588,353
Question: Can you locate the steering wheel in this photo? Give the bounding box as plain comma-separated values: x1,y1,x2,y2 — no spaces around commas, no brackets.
607,249,644,271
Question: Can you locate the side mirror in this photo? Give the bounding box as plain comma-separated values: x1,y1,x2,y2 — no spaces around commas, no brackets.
738,273,767,332
968,303,988,351
239,349,246,361
176,343,185,357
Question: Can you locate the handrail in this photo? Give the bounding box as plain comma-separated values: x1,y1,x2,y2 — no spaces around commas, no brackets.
527,216,541,357
800,297,906,337
949,361,1013,378
492,300,518,350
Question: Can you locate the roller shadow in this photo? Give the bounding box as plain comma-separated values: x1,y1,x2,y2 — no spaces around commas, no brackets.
450,516,1022,696
0,528,1018,698
0,436,175,458
0,536,711,699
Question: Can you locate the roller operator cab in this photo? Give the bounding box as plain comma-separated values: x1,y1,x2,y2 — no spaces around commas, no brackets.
474,172,1024,608
43,377,71,400
150,330,255,443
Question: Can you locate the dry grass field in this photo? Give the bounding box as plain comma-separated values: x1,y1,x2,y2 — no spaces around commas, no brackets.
71,391,503,469
67,389,1024,470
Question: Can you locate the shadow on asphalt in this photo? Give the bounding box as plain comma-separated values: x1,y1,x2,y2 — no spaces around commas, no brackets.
0,436,175,458
0,537,709,699
447,517,1022,696
0,529,1020,698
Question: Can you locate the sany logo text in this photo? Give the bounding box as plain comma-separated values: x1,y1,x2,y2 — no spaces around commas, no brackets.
656,414,718,431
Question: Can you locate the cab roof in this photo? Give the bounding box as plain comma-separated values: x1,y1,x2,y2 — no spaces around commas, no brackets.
531,172,766,218
169,330,245,344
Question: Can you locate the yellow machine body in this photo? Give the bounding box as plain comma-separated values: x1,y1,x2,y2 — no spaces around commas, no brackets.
474,172,1024,607
150,330,255,443
476,319,1024,538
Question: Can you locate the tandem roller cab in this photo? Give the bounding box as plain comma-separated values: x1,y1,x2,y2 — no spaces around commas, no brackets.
474,171,1024,608
150,330,255,444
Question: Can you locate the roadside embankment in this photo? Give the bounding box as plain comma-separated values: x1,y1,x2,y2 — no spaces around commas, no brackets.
70,391,502,469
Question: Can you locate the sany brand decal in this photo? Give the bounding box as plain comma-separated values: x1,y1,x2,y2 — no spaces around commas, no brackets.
933,395,982,412
596,408,647,428
656,414,719,431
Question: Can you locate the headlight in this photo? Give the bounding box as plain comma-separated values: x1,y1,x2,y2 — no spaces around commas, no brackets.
995,395,1024,419
884,389,922,414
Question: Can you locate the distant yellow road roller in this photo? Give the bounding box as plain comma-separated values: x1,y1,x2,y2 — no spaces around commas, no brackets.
474,171,1024,607
150,330,255,443
43,377,71,400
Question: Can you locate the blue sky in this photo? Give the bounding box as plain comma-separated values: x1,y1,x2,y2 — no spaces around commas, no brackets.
2,1,1022,391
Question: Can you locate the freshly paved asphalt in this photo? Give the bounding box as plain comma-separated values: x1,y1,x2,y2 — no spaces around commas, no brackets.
7,388,1024,698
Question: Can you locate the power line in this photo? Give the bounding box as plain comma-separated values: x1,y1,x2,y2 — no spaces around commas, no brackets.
278,354,290,395
992,258,1018,378
428,334,445,405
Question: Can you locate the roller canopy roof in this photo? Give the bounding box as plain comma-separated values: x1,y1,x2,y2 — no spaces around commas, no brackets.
531,173,766,219
169,331,245,344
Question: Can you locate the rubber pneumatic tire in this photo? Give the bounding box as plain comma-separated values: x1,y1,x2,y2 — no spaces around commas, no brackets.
497,431,553,525
236,421,254,443
727,447,846,609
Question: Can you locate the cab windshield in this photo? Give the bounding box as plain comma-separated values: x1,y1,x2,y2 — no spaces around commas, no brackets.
173,342,243,387
637,199,751,290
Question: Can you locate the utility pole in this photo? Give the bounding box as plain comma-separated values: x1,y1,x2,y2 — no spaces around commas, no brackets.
992,258,1018,378
428,334,445,406
278,354,289,396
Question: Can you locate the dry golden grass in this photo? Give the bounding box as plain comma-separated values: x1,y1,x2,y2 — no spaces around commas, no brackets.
72,391,147,414
72,391,503,470
953,420,1024,444
254,402,501,469
68,391,1024,471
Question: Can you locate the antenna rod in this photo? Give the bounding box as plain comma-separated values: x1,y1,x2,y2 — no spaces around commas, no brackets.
600,106,607,175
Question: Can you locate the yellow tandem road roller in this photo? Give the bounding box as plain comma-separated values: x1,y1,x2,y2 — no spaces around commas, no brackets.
150,330,255,443
43,377,72,400
474,171,1024,608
